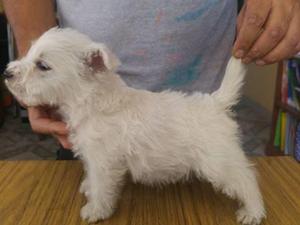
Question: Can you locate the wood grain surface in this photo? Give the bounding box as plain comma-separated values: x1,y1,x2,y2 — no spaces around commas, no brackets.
0,157,299,225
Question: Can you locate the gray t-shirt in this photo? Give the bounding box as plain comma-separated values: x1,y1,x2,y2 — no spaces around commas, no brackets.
56,0,236,93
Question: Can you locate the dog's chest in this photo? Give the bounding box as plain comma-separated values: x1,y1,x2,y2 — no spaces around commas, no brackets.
68,114,127,154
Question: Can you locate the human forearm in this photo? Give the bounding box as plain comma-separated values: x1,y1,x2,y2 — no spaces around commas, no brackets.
3,0,56,56
2,1,70,148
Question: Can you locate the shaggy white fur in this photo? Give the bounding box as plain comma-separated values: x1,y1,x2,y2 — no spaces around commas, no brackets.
5,28,265,225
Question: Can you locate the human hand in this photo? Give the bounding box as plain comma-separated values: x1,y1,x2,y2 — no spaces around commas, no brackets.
233,0,300,65
28,106,72,149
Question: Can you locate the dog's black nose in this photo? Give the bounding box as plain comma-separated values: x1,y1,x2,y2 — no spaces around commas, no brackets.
2,70,14,79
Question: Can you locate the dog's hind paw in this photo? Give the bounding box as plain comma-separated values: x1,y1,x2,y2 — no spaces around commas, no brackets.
80,202,114,223
236,207,265,225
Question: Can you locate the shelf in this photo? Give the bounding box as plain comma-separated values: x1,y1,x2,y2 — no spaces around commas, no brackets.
266,143,285,156
267,60,300,158
276,101,300,119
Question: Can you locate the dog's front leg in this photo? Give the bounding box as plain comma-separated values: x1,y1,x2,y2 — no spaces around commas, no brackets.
79,173,90,196
80,157,126,223
79,160,90,196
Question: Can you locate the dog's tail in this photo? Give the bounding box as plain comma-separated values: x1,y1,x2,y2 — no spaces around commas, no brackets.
212,57,247,110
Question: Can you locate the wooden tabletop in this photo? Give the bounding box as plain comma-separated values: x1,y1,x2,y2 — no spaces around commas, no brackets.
0,157,299,225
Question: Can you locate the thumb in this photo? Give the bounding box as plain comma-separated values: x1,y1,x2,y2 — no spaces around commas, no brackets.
49,121,69,136
237,4,246,36
53,134,73,149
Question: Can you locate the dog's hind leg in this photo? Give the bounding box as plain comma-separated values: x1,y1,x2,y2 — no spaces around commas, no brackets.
193,145,265,225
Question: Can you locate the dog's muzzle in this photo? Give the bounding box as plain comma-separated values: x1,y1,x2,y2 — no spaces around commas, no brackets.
2,69,14,80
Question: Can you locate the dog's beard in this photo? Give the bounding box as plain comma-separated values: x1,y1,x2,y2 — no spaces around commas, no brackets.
5,81,26,104
6,81,45,107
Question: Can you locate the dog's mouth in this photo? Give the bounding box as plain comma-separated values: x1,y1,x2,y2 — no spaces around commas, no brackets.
5,81,39,108
5,79,21,94
4,81,18,98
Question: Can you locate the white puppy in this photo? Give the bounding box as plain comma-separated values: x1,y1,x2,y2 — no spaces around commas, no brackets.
4,28,265,225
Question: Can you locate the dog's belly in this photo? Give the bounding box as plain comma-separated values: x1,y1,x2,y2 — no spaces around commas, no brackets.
130,168,189,185
126,155,191,185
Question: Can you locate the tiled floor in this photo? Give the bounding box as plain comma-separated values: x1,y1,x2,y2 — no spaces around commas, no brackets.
0,97,271,160
234,97,271,156
0,114,59,160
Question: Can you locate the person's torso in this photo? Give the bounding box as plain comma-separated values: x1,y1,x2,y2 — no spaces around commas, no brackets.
56,0,237,93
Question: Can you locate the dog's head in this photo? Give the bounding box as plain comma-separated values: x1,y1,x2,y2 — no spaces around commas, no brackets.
3,28,121,107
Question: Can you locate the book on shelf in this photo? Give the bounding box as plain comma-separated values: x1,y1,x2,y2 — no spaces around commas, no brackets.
274,111,297,157
274,58,300,160
280,111,286,151
281,58,300,109
274,113,281,148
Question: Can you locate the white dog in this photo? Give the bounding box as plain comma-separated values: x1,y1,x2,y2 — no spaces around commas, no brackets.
4,28,265,225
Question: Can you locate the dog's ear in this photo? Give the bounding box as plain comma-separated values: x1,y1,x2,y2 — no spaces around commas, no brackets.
85,43,121,72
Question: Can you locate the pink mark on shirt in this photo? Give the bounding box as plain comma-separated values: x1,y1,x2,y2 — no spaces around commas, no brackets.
155,10,164,25
132,49,148,56
167,53,183,64
161,34,175,43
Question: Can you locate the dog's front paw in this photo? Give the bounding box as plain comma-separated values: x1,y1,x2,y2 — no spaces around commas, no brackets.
79,179,89,196
236,207,266,225
80,202,114,223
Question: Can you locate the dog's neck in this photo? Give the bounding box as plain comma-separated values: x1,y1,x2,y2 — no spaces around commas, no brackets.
57,71,130,127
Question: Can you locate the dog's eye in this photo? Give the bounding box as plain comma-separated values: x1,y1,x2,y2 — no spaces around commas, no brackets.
36,61,51,71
